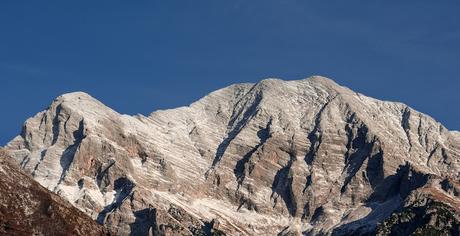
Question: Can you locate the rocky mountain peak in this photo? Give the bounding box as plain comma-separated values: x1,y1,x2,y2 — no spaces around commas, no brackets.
50,91,119,118
56,91,94,101
5,76,460,235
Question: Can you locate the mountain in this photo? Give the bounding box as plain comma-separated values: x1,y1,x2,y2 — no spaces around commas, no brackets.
376,191,460,235
4,76,460,235
0,148,108,236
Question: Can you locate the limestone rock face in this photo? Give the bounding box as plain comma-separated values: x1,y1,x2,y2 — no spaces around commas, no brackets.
0,148,108,236
5,76,460,235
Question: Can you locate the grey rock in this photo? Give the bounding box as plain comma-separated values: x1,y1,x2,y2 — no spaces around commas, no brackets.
5,76,460,235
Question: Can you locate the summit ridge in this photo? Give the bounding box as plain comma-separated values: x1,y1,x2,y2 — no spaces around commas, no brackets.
5,76,460,235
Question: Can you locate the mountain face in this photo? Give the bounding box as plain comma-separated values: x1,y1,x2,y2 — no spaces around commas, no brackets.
5,76,460,235
0,148,108,236
376,190,460,235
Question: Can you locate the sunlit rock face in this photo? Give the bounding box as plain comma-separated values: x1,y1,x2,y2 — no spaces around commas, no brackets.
6,76,460,235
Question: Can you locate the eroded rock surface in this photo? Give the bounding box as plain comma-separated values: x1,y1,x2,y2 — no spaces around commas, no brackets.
5,76,460,235
0,148,108,236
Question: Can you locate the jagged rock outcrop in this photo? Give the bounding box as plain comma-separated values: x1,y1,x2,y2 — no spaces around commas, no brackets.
0,148,108,236
5,76,460,235
376,189,460,235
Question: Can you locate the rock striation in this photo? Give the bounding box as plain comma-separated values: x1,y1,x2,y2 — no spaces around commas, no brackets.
5,76,460,235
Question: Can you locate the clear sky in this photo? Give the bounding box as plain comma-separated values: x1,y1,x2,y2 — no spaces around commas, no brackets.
1,1,459,145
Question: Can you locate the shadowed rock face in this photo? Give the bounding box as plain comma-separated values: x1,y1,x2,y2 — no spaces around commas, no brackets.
5,76,460,235
0,149,108,236
376,190,460,236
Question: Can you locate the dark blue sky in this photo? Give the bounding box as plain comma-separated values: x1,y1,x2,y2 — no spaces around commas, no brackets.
1,1,459,145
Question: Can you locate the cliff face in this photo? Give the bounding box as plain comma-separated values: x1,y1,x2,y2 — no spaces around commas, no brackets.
5,76,460,235
0,148,108,236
